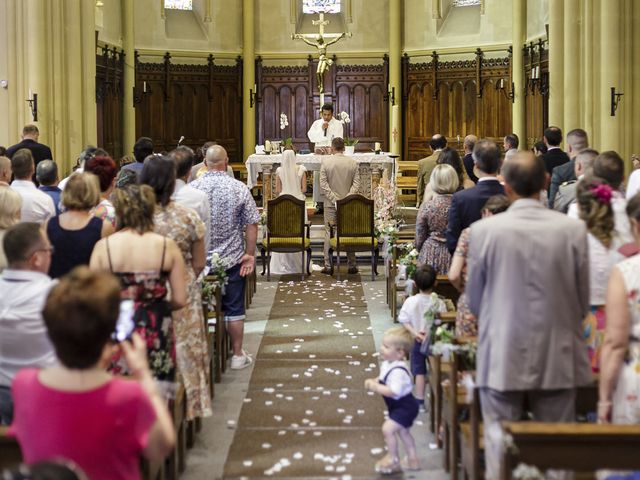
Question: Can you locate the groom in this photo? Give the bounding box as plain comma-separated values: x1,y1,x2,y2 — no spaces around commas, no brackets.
319,137,361,275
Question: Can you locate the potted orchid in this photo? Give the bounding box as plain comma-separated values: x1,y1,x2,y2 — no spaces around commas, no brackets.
280,113,292,151
339,111,358,154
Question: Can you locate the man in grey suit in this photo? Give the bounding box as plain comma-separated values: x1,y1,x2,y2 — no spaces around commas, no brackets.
319,137,361,274
416,134,446,205
466,151,592,480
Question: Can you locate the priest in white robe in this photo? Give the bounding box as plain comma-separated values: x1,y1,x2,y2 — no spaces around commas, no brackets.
307,103,343,204
307,103,343,148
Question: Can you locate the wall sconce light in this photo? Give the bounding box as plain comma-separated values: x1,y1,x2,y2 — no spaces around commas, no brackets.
249,84,257,109
527,66,548,96
496,78,514,103
388,84,396,106
133,81,151,106
611,87,624,116
26,92,38,121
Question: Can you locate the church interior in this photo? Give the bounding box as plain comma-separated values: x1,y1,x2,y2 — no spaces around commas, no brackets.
2,0,640,479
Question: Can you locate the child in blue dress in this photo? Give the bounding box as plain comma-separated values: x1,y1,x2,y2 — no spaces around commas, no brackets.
365,326,420,474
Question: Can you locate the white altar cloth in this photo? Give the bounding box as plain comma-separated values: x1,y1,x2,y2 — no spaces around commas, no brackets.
245,153,395,189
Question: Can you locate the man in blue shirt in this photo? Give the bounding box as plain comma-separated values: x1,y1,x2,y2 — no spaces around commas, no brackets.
36,160,62,215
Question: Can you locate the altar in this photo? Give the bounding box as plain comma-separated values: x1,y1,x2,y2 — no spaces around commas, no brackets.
245,153,395,207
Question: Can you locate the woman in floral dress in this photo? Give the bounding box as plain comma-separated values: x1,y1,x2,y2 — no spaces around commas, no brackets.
140,155,212,420
415,164,458,274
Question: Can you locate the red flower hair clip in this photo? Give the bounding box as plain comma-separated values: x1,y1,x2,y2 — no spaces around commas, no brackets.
591,183,613,205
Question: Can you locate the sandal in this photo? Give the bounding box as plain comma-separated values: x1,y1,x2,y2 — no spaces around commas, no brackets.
401,456,420,471
374,454,402,475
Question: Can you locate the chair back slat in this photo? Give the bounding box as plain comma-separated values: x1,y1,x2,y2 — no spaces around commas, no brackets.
267,195,305,238
336,194,374,237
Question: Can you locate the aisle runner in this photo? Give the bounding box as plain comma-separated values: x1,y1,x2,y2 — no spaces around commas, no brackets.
223,275,387,478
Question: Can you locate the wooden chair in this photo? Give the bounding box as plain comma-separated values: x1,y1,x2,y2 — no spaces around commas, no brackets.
260,194,311,281
167,380,187,479
203,277,227,383
0,426,22,471
500,422,640,480
328,194,379,280
435,275,460,305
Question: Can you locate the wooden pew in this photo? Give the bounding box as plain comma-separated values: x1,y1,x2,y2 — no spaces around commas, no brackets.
396,161,419,206
500,422,640,480
203,277,228,383
0,426,22,471
167,380,187,480
435,275,460,305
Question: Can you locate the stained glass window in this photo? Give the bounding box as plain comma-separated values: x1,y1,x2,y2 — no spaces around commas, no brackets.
164,0,193,10
452,0,480,6
303,0,341,14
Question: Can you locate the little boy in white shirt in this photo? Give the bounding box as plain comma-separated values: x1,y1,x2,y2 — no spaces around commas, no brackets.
398,264,446,408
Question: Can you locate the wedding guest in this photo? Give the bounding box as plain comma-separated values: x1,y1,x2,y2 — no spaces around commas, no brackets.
0,156,11,186
45,173,113,279
9,267,175,480
58,146,108,191
415,164,458,274
85,156,118,228
139,155,212,421
0,187,22,271
0,223,57,425
90,184,187,386
599,192,640,424
448,194,510,337
10,149,55,224
36,160,61,215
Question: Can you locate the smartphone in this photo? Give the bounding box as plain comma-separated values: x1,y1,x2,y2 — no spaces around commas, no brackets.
112,299,136,342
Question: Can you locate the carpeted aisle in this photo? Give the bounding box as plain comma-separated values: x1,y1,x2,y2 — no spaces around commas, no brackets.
223,275,388,479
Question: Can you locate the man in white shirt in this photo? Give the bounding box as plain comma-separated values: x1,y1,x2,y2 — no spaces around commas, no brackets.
10,149,55,224
170,146,211,247
307,103,344,150
0,222,57,425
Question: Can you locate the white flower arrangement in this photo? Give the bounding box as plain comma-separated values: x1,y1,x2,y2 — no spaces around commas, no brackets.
339,111,351,124
202,252,231,302
280,113,289,130
511,463,544,480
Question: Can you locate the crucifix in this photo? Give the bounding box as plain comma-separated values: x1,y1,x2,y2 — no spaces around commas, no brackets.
292,12,351,102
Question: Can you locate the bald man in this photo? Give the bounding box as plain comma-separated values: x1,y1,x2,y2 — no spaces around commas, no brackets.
416,134,447,205
466,151,591,479
191,145,261,370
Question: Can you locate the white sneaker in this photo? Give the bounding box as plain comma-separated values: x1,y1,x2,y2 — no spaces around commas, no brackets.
230,351,253,370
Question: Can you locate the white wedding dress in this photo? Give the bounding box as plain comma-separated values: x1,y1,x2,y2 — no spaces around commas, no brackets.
269,151,309,275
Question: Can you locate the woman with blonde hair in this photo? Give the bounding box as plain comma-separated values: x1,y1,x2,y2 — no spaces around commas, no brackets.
45,172,114,278
90,184,187,389
0,187,22,271
415,164,459,274
577,176,622,373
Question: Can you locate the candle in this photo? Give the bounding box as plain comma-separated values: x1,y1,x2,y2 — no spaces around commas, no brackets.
143,81,147,93
28,89,32,99
391,105,399,155
375,142,381,152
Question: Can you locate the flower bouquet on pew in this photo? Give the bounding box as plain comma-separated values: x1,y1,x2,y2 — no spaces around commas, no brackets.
202,252,231,306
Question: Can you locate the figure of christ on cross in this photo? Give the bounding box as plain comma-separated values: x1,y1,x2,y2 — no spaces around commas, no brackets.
292,12,351,95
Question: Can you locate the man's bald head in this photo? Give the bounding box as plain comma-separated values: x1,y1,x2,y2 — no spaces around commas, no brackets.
463,135,478,153
502,151,546,199
205,145,229,171
0,156,11,183
429,134,447,151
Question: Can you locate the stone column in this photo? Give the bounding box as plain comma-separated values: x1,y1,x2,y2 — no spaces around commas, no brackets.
122,0,136,158
511,0,526,145
243,0,256,162
582,0,594,139
389,0,402,155
548,0,564,127
599,0,622,152
563,0,580,132
25,0,49,140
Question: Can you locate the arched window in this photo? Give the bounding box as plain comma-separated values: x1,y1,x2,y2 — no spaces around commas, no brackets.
164,0,193,11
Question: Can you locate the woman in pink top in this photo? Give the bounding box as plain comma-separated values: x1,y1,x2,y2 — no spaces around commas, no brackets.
9,267,175,480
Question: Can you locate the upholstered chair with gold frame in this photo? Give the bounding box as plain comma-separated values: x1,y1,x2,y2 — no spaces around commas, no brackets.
260,194,311,280
328,194,379,280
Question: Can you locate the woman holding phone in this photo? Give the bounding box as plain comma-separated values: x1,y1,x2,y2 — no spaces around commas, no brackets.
9,267,175,480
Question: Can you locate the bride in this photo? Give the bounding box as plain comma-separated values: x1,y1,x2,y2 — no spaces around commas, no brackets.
269,149,308,275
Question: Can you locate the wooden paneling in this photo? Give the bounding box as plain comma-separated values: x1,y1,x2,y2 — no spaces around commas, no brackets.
402,51,512,161
257,57,389,152
96,45,125,160
134,54,243,163
524,40,549,148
